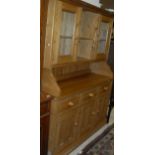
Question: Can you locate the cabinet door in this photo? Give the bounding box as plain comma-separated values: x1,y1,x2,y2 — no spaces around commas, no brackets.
78,99,97,138
96,16,113,61
96,96,107,124
53,1,82,64
54,108,79,152
96,87,112,125
77,11,100,60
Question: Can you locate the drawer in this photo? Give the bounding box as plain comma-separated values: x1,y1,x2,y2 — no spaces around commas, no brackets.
98,83,110,94
40,102,50,116
80,88,98,102
52,95,79,113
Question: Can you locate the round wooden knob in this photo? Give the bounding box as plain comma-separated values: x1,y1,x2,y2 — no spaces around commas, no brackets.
91,112,96,115
46,94,50,98
104,86,108,90
74,122,78,126
68,101,74,106
89,93,94,97
60,142,64,146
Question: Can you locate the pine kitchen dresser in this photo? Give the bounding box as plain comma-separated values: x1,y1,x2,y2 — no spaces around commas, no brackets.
41,0,114,154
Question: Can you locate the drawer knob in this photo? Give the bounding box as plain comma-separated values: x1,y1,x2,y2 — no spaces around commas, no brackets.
104,86,108,90
60,142,64,146
46,94,50,98
89,93,94,97
91,112,96,115
74,122,78,126
68,101,74,106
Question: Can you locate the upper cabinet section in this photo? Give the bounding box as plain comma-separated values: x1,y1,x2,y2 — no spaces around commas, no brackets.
52,1,82,64
45,0,113,65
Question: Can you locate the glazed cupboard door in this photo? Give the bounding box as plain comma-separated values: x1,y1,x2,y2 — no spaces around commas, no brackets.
52,1,82,64
96,16,113,60
77,11,100,60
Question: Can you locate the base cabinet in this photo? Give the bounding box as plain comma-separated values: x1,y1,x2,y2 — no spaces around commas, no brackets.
49,80,112,155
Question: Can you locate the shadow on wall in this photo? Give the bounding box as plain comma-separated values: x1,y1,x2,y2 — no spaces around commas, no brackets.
81,0,102,7
100,0,114,9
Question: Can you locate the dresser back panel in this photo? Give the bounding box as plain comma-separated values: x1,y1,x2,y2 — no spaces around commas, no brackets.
52,62,91,81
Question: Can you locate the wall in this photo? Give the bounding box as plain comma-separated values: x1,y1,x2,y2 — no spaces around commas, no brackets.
81,0,101,7
82,0,114,9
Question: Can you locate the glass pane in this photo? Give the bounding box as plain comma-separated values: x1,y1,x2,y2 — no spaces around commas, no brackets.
59,38,72,56
78,39,93,59
60,11,75,37
98,40,106,53
80,11,99,39
99,22,108,40
98,22,109,53
59,11,75,56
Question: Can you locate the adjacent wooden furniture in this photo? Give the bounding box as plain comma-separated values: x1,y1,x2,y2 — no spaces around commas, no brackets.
40,92,52,155
42,0,114,155
40,1,52,155
40,0,49,80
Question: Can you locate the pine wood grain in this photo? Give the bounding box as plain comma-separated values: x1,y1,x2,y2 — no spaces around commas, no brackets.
57,73,110,96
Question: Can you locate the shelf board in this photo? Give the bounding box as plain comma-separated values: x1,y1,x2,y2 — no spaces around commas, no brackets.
98,39,106,41
78,37,93,40
60,35,73,39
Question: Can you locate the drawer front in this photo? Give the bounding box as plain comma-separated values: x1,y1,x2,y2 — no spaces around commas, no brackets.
41,102,50,116
52,95,80,113
81,88,98,102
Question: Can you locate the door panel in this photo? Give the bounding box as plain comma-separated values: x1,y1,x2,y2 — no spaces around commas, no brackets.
54,108,78,152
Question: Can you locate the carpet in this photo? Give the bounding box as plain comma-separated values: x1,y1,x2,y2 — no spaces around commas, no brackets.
80,124,114,155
